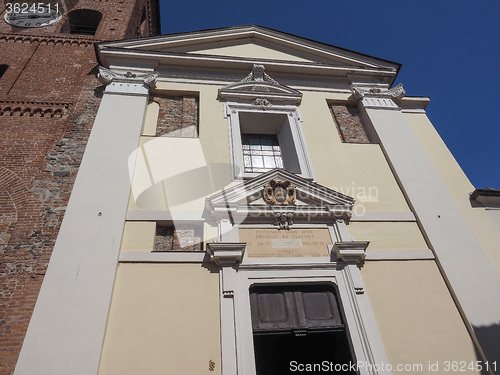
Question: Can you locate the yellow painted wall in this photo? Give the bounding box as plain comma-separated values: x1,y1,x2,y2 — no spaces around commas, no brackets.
405,112,500,278
120,221,156,252
99,263,221,375
142,101,159,136
130,85,412,216
300,91,411,213
188,41,315,63
362,261,480,374
348,222,428,251
129,83,232,213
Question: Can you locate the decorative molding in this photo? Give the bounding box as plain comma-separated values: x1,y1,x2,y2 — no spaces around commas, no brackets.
0,100,72,118
126,210,203,221
98,66,158,86
364,249,435,261
351,83,405,110
98,67,158,96
0,32,99,46
351,83,405,100
350,211,416,222
206,169,354,225
119,251,208,263
207,243,246,266
218,64,302,105
330,241,369,266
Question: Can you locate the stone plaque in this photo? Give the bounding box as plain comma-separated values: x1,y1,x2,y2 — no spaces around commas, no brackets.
239,228,332,258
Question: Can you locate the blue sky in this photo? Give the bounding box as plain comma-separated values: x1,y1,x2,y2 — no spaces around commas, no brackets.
158,1,500,189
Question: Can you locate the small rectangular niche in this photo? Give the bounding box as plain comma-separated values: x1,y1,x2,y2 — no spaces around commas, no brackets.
154,224,203,251
330,104,371,144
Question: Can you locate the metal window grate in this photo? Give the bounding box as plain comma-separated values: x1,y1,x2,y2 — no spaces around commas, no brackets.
241,133,283,173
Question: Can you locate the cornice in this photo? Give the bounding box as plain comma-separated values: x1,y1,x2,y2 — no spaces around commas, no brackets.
0,100,73,117
97,25,400,72
96,49,398,87
0,32,100,46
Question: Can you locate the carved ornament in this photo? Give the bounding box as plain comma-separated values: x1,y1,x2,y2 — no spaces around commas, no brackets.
351,83,405,100
274,212,294,230
218,64,302,105
263,179,296,205
98,66,158,87
253,97,272,109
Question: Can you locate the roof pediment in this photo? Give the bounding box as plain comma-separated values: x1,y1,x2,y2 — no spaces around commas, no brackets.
206,169,354,225
96,25,400,85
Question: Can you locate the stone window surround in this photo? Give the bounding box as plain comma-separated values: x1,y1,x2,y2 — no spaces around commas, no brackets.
224,102,314,180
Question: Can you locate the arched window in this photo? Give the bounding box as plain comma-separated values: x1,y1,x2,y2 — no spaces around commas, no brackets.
0,65,8,79
61,9,102,35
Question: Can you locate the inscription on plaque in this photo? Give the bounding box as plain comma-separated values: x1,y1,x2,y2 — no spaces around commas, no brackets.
272,238,303,248
239,228,332,258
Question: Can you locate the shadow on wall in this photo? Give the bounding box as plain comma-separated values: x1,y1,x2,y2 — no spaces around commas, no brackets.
474,323,500,375
135,163,236,210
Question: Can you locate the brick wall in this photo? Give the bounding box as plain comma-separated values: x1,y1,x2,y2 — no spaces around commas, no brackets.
155,225,202,251
0,0,160,373
330,104,370,144
0,0,159,40
152,95,199,137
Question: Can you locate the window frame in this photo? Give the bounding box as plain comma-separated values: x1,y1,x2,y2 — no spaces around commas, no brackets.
224,102,314,180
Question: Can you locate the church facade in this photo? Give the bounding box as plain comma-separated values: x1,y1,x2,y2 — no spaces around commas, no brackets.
4,24,500,375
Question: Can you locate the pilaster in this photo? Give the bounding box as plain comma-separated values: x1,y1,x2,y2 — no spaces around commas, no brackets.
207,243,246,375
353,83,500,368
14,68,157,375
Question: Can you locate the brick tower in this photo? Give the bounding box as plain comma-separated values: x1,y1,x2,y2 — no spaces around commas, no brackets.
0,1,160,373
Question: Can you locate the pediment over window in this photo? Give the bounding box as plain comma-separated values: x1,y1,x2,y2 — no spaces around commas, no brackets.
218,64,302,105
206,169,354,224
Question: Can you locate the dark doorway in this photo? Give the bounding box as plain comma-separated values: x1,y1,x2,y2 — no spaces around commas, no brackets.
250,284,356,375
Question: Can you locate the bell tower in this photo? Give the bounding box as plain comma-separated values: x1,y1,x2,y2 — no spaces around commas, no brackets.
0,1,160,374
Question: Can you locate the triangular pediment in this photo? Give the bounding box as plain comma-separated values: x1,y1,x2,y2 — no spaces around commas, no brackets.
179,39,318,63
97,26,400,84
206,169,354,224
218,64,302,104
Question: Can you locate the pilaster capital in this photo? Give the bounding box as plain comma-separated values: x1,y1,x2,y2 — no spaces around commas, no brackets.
98,66,158,96
207,242,246,267
351,83,405,110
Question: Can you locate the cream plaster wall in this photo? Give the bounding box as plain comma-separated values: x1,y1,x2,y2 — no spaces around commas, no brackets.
143,101,159,136
362,261,480,374
129,83,232,214
131,86,411,215
99,263,221,375
405,112,500,278
348,222,428,251
120,221,155,252
300,91,411,212
183,41,315,63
